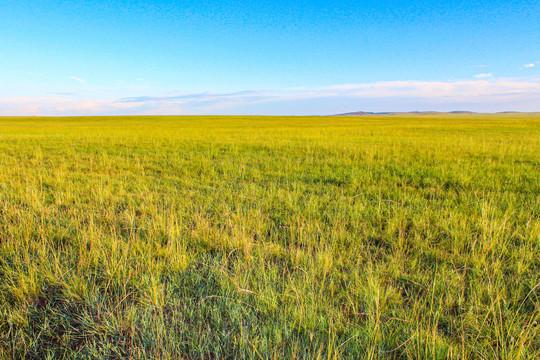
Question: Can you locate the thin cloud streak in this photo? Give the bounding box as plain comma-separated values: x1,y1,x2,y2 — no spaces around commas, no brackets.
120,90,268,103
1,79,540,116
69,76,86,84
474,73,493,78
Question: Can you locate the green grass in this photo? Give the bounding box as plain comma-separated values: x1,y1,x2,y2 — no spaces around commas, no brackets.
0,114,538,359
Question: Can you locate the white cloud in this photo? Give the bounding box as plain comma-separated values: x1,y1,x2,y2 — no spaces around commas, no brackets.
2,79,540,115
524,63,535,68
69,76,86,84
117,80,540,114
474,73,493,78
0,97,141,116
22,71,45,77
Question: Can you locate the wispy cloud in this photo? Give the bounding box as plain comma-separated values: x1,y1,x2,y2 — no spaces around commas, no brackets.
474,73,493,79
523,63,535,68
120,79,540,105
2,79,540,116
47,92,76,96
69,76,86,84
119,90,270,104
22,71,46,77
0,97,140,116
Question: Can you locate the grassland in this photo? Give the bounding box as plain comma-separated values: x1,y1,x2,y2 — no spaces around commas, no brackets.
0,114,538,359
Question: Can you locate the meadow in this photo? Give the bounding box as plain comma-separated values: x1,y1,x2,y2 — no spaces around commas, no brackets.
0,114,538,359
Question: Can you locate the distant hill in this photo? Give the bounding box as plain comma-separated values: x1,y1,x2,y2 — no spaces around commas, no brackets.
337,111,376,116
334,111,540,116
335,111,478,116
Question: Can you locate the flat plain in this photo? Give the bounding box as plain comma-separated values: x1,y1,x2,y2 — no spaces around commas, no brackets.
0,115,539,359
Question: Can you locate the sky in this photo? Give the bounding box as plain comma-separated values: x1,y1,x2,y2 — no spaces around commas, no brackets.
1,0,539,116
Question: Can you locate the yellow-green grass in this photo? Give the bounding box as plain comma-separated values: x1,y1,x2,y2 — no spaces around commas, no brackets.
0,114,538,359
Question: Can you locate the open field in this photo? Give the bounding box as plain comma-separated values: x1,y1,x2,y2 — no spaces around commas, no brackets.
0,114,539,359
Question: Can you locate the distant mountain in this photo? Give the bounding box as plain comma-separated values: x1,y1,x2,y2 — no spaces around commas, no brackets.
334,111,540,116
336,111,375,116
334,111,479,116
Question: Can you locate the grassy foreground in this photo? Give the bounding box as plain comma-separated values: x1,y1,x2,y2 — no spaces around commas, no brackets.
0,115,538,359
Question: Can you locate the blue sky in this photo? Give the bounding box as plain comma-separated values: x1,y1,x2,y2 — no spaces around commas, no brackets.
1,0,539,115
